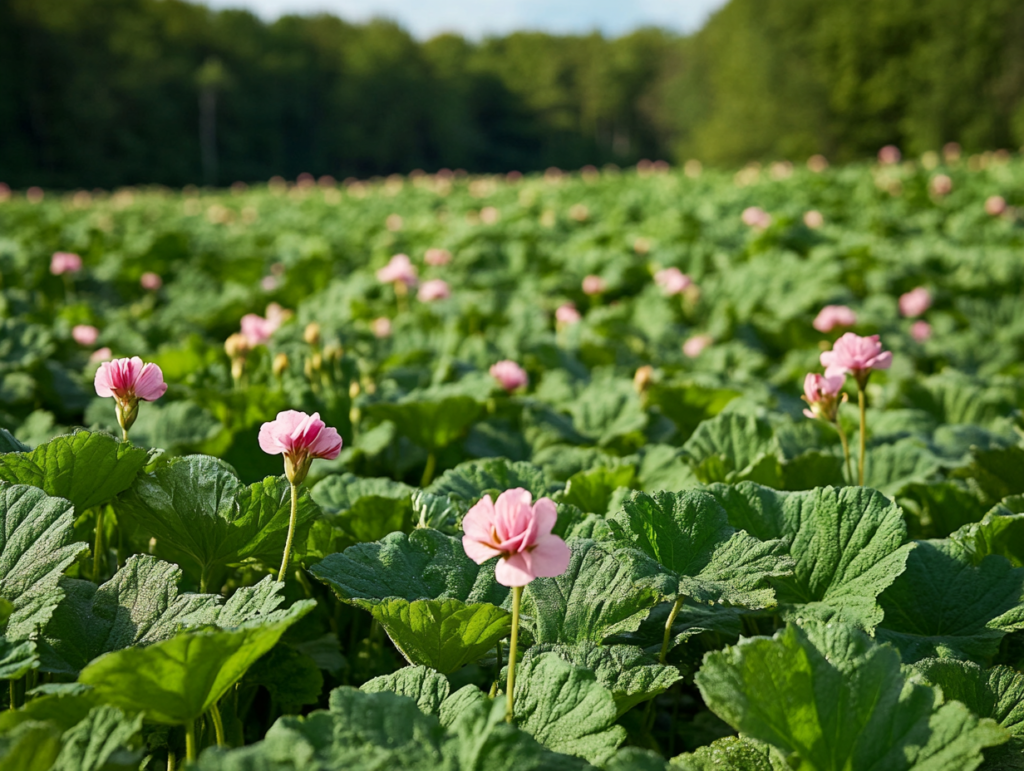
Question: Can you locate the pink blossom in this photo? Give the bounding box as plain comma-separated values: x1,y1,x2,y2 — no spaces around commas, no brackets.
490,360,529,392
241,314,276,346
582,275,606,295
424,248,452,266
261,275,280,291
802,372,846,421
741,206,772,229
259,410,342,484
930,174,952,196
556,303,581,325
377,254,417,286
911,320,932,342
72,325,99,346
899,287,931,318
803,210,824,229
90,347,112,363
265,303,290,327
820,333,892,384
372,317,393,338
654,267,692,296
418,279,451,302
461,488,570,587
140,272,163,290
50,252,83,275
986,196,1007,216
683,334,712,358
813,305,857,333
94,357,167,402
878,145,901,165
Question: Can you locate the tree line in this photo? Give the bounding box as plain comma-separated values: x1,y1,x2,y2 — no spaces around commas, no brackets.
3,0,1023,189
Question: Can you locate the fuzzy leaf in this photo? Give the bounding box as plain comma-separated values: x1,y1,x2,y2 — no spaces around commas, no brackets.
670,736,784,771
914,659,1024,736
0,638,37,680
52,706,143,771
428,458,552,503
367,395,484,451
361,666,450,714
561,466,635,515
682,413,782,486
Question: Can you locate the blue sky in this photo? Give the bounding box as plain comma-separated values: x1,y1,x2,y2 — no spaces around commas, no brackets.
196,0,729,39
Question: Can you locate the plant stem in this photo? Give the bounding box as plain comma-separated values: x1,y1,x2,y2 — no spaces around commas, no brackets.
421,451,437,488
277,481,299,582
122,427,129,442
92,507,104,583
660,596,685,665
211,702,226,747
835,421,853,485
8,680,15,711
167,749,176,771
857,387,867,486
185,720,197,762
506,585,523,724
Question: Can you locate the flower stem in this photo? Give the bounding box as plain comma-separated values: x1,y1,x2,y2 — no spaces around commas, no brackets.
660,595,685,665
857,387,867,486
421,451,437,488
211,701,226,746
92,507,104,583
835,422,853,485
506,585,523,724
277,481,299,582
8,680,15,711
167,749,176,771
185,720,197,762
122,427,128,443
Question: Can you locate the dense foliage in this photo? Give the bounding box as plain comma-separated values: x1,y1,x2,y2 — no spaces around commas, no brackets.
4,0,1024,188
2,153,1024,769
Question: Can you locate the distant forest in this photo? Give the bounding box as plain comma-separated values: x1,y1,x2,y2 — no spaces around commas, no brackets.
3,0,1024,188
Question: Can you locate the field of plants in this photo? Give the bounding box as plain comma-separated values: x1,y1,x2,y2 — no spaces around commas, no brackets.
3,150,1024,770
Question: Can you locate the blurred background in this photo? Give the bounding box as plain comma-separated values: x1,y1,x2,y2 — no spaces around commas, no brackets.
3,0,1024,189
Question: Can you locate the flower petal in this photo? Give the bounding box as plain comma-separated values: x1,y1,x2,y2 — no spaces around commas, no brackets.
495,553,535,587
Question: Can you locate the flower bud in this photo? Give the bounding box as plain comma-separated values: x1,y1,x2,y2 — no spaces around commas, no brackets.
224,333,250,359
272,352,289,377
633,365,654,394
303,322,321,346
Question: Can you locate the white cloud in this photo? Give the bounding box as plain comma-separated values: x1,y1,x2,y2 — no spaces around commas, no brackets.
197,0,728,38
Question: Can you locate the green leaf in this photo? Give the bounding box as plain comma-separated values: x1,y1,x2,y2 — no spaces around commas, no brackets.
956,445,1024,507
0,638,37,680
856,438,944,497
243,644,324,714
77,599,315,725
312,473,415,542
607,490,792,608
681,413,782,486
41,555,289,674
520,643,681,717
367,394,484,451
511,652,625,765
949,501,1024,567
0,721,62,771
521,539,676,645
0,431,151,516
705,483,912,629
428,458,552,503
877,540,1024,661
561,466,635,515
914,659,1024,735
568,377,648,447
361,666,450,714
0,430,29,454
114,455,321,584
368,598,512,674
0,485,85,640
670,736,784,771
647,380,741,442
696,622,1007,771
52,706,143,771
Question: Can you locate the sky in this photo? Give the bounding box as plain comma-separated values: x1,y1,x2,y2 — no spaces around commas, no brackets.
196,0,729,39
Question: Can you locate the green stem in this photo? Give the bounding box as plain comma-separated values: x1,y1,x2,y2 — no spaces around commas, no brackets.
185,720,197,763
506,585,523,724
421,452,437,488
8,680,15,711
210,701,226,747
200,568,209,594
835,421,853,485
660,596,685,665
857,387,867,486
122,427,129,442
92,507,104,583
277,481,299,582
167,749,176,771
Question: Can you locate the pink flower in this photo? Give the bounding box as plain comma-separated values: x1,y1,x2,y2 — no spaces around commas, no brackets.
899,287,931,318
461,488,570,587
490,360,529,392
802,372,846,421
741,207,772,229
72,325,99,346
683,334,712,358
424,248,452,266
372,317,393,338
140,272,163,290
418,279,451,302
813,305,857,333
654,267,692,296
259,410,343,484
90,347,112,363
930,174,952,196
582,275,606,296
556,303,581,325
94,357,167,402
803,210,824,229
261,275,280,291
986,196,1007,216
911,320,932,342
820,333,892,385
241,314,276,346
50,252,82,275
878,145,901,165
377,254,417,286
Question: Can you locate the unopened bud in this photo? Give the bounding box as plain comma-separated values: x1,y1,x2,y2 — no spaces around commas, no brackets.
633,365,654,394
116,398,139,434
349,380,361,399
323,342,343,362
272,352,289,377
303,322,321,346
224,333,250,359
